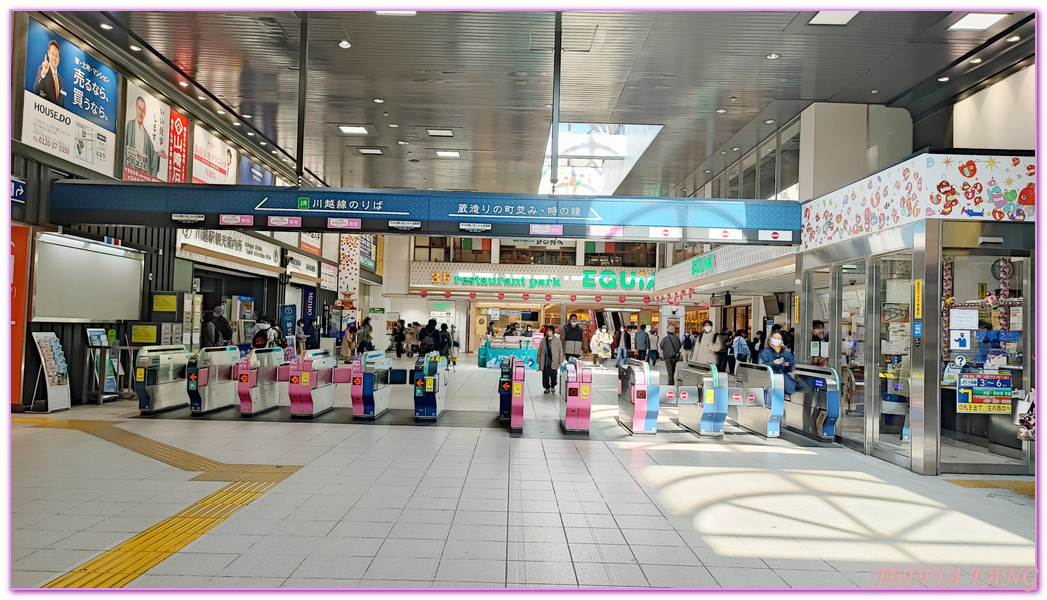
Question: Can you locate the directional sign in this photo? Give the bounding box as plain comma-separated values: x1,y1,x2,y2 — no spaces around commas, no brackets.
501,381,511,392
291,375,300,385
416,379,425,387
239,374,249,383
353,377,363,386
189,373,198,381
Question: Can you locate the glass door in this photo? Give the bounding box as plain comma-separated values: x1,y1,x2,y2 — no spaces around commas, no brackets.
870,252,913,459
835,261,867,449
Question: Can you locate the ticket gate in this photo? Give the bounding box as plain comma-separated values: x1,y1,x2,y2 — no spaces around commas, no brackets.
787,365,842,441
235,348,284,416
498,357,526,431
730,363,786,438
285,349,339,417
617,359,660,435
187,346,241,415
351,350,393,420
675,361,729,436
559,358,592,433
135,346,191,414
412,352,447,421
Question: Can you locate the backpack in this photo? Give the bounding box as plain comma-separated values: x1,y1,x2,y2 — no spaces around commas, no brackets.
252,327,269,349
683,335,693,350
419,328,436,354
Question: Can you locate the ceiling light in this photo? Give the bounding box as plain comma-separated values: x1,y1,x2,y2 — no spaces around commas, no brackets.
436,150,461,158
339,125,370,135
247,133,255,137
716,108,727,114
382,112,389,117
282,158,288,162
100,23,113,30
359,148,383,155
217,110,225,115
870,89,878,95
398,140,409,145
721,151,727,155
260,141,267,146
427,129,454,137
544,104,552,108
937,76,950,82
969,58,983,64
243,114,252,119
375,11,416,16
948,13,1008,31
766,53,781,60
339,40,351,49
729,96,737,102
808,11,859,26
178,81,188,87
388,123,399,128
233,121,240,126
129,45,142,52
197,95,206,100
271,150,277,154
1007,35,1021,42
764,119,775,124
374,98,384,104
704,170,712,174
732,147,740,151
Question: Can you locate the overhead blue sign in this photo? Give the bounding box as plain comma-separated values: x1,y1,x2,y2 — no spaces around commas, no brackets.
11,177,26,203
239,156,273,186
48,181,801,231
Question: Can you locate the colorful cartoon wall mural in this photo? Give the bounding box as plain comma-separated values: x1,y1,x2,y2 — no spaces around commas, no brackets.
801,153,1035,251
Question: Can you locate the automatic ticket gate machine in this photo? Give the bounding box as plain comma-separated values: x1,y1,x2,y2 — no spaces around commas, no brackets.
675,361,729,436
617,359,660,435
731,363,786,438
351,350,393,420
135,346,191,414
559,358,593,433
235,347,284,416
786,365,842,442
498,357,526,431
187,346,241,414
285,349,339,417
412,351,447,421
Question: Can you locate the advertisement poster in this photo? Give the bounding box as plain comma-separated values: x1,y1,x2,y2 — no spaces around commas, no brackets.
280,305,297,339
22,17,119,176
320,262,337,291
375,235,385,276
191,124,237,184
338,235,360,310
31,332,71,411
239,155,273,186
360,235,377,271
122,81,182,182
300,232,322,256
11,224,31,405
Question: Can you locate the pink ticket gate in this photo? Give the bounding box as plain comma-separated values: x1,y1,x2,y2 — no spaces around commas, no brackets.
279,349,348,417
617,359,660,435
559,358,592,433
235,348,284,416
508,357,526,431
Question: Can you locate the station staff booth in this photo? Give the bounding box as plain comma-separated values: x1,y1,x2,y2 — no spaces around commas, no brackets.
796,149,1034,476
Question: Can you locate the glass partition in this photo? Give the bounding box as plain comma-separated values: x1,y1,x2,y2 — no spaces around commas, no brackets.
741,151,757,198
871,252,912,458
835,260,867,449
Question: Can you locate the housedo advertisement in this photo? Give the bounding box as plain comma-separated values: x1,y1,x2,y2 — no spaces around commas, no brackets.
22,17,119,176
123,80,188,183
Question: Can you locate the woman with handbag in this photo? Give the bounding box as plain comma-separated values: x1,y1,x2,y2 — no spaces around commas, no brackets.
692,320,723,366
590,325,613,369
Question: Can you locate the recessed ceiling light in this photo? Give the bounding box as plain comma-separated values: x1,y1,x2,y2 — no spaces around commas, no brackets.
260,141,267,146
398,140,409,145
1007,35,1021,42
374,98,384,104
382,112,389,117
716,108,727,114
721,151,727,155
732,147,740,151
129,45,142,52
178,81,188,87
870,89,879,95
100,23,113,30
243,114,252,119
729,96,737,102
197,95,206,100
282,158,288,162
271,150,277,154
764,119,775,124
427,129,454,137
247,132,255,136
766,53,781,60
808,11,860,26
217,110,225,115
339,125,370,135
969,58,983,64
359,148,383,155
948,13,1008,31
704,170,712,174
233,121,240,126
339,40,351,49
388,123,399,128
544,104,552,108
937,76,950,82
436,150,461,158
375,11,416,16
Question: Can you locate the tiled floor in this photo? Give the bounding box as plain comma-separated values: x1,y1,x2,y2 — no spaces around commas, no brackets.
11,357,1036,590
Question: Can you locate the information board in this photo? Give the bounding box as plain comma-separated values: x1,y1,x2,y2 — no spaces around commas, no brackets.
957,373,1012,414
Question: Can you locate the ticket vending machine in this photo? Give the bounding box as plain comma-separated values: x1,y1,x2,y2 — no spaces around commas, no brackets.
287,349,338,417
413,352,447,421
235,347,284,416
497,357,526,431
187,346,241,414
135,346,191,414
617,359,660,435
351,350,393,420
559,358,592,433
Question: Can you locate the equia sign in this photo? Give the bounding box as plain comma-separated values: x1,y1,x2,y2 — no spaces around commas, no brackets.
691,254,716,277
582,270,656,290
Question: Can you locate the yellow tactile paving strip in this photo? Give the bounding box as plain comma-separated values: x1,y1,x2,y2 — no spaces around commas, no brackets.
947,479,1035,499
14,417,300,588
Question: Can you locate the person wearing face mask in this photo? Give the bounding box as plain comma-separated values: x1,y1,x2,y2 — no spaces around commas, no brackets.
760,331,799,403
563,314,585,360
591,325,613,368
691,320,722,365
811,320,827,366
536,325,565,393
614,325,632,368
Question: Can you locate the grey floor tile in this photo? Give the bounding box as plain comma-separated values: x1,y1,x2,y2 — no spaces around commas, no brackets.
433,581,505,588
291,555,373,580
124,574,215,589
561,513,618,529
443,540,508,561
329,520,394,538
452,510,506,526
242,535,322,556
448,523,508,542
575,562,649,587
281,577,359,589
12,529,78,549
776,568,859,589
11,549,97,574
218,553,307,578
506,561,577,585
181,533,261,555
363,557,439,581
569,543,636,564
206,576,288,588
629,544,701,566
376,538,445,559
641,563,719,588
11,571,63,588
149,552,240,577
507,541,572,562
356,579,433,588
564,527,627,545
396,509,456,525
621,528,685,547
386,521,451,540
508,526,567,543
311,536,383,557
269,519,337,537
707,566,791,589
435,559,507,584
48,530,130,552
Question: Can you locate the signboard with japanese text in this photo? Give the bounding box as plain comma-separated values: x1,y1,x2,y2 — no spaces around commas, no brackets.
360,235,377,271
191,125,237,184
122,80,187,183
287,251,320,280
22,17,119,176
320,262,337,291
238,155,273,186
957,373,1012,414
177,228,281,268
374,235,385,276
300,232,322,255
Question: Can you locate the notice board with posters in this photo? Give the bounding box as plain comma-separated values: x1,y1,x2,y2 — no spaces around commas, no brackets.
22,17,119,176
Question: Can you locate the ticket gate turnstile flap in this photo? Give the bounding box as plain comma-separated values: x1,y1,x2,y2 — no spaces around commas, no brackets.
236,347,284,415
136,345,191,414
352,350,393,419
559,358,592,433
413,352,447,421
188,346,241,414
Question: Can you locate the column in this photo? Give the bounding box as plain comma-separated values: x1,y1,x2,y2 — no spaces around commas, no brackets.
575,243,585,266
490,238,500,264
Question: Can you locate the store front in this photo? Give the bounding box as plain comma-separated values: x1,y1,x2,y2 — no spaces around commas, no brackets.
797,150,1034,475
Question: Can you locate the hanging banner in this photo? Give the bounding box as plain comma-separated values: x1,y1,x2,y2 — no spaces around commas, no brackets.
22,17,119,176
122,80,187,183
303,286,317,323
374,235,385,276
238,155,273,186
280,304,297,339
191,124,237,184
338,234,360,310
11,224,31,405
359,234,377,271
320,262,337,291
300,232,322,255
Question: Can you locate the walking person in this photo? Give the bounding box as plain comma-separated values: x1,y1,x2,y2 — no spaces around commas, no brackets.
732,328,752,373
406,323,419,358
614,325,631,368
635,324,650,365
659,326,683,385
591,326,613,369
394,319,406,358
647,328,660,367
295,319,307,354
213,305,233,345
760,330,799,405
200,311,219,349
536,325,565,394
448,324,461,365
718,327,733,373
340,325,358,363
563,314,585,360
692,320,722,366
360,317,374,352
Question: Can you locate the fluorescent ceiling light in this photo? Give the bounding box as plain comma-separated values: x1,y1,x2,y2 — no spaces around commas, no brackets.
1007,35,1021,42
100,23,113,30
339,125,370,135
359,148,383,155
948,13,1008,31
427,129,454,137
376,11,416,15
260,141,267,146
217,110,225,115
937,76,950,82
765,53,780,60
808,11,859,25
178,81,188,87
436,150,461,158
247,132,255,136
129,44,142,52
715,108,727,114
388,123,399,128
243,114,252,119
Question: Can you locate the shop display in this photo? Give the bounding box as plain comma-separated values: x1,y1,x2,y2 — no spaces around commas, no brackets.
31,332,70,411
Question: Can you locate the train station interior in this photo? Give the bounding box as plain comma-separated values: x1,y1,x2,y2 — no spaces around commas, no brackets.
8,8,1039,592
